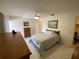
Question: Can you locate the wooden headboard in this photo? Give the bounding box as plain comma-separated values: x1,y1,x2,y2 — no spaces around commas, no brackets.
46,29,60,35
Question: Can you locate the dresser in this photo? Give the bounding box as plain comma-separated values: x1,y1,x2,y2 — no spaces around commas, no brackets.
0,32,31,59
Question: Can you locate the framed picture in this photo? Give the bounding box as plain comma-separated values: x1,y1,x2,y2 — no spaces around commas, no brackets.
23,22,29,26
48,20,58,29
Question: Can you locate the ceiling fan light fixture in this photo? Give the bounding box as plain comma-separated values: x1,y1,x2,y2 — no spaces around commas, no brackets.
34,12,40,19
34,16,39,19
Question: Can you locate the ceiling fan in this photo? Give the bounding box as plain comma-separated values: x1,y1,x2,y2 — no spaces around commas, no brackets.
34,9,55,19
34,11,40,19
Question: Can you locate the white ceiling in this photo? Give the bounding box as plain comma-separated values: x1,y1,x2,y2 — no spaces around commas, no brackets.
0,0,79,18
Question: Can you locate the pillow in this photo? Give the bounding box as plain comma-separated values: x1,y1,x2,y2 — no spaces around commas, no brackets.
42,31,55,35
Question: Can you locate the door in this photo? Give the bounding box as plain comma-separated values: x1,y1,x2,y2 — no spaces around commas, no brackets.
75,16,79,36
24,28,30,38
74,16,79,42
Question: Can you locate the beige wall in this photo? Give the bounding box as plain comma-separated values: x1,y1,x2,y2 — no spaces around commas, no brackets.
0,12,10,33
3,15,10,32
0,12,4,33
35,19,42,34
9,18,36,37
41,11,79,46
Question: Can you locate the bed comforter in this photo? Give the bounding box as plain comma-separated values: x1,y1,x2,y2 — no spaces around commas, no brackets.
30,32,60,51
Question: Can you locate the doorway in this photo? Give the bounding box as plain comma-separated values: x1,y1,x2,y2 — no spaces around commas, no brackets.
74,16,79,43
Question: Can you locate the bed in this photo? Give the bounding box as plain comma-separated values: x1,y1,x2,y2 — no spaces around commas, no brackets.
30,30,60,54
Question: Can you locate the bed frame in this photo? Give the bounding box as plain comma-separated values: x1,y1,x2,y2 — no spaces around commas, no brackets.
46,29,60,35
30,29,60,56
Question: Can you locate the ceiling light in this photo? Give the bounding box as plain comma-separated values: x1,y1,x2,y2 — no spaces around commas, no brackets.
34,11,40,20
34,16,39,19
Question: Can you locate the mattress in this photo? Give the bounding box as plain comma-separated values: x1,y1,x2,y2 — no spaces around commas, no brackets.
30,31,60,50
